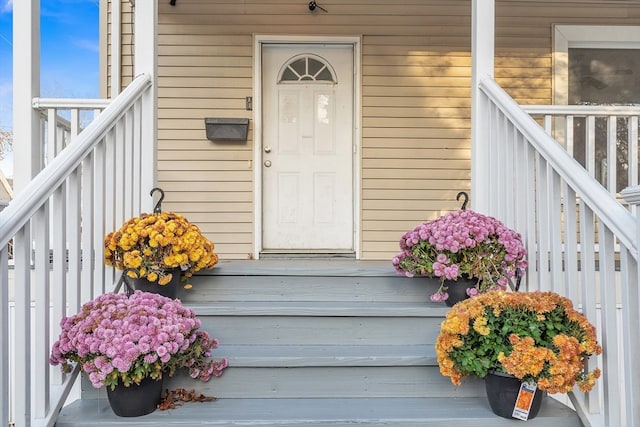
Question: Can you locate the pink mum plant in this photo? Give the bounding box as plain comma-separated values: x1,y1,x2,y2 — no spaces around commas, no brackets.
50,291,228,389
392,210,528,302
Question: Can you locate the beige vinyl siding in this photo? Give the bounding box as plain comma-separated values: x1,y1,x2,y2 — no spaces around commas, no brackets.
106,0,640,260
104,1,134,97
157,8,253,258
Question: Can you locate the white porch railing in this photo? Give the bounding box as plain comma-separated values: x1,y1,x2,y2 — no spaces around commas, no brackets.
33,98,111,167
522,105,640,197
0,73,153,427
477,77,640,427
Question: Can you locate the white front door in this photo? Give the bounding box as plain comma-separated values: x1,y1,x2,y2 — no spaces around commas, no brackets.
262,44,354,252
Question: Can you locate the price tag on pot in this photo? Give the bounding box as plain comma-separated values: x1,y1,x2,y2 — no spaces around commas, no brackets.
512,381,537,421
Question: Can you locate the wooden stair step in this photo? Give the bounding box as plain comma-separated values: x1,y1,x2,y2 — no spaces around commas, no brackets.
215,344,437,367
187,301,449,317
55,397,583,427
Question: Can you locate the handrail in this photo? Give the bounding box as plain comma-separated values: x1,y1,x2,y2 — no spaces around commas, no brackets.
523,104,640,115
478,76,639,427
0,74,151,249
1,72,153,426
521,104,640,195
32,98,111,109
479,78,637,257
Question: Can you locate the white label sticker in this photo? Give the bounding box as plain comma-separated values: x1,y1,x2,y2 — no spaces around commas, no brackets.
512,381,537,421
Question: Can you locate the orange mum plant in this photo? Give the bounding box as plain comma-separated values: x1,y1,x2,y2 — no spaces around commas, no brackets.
436,290,602,394
104,212,218,288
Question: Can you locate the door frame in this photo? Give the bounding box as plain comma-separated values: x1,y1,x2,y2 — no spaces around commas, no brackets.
252,35,362,259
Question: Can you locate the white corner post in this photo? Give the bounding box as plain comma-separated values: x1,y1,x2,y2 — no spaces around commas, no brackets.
134,0,158,213
619,186,640,427
470,0,495,213
11,1,40,426
13,0,41,193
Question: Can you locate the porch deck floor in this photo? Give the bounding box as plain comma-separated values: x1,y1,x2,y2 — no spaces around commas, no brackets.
55,396,583,427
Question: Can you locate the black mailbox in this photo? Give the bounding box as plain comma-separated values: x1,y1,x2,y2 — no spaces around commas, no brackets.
204,118,250,142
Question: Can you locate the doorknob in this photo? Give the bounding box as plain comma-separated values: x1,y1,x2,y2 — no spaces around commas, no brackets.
264,146,272,153
264,160,272,167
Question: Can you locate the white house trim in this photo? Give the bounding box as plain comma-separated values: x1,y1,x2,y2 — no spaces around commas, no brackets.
553,25,640,105
134,0,158,213
252,35,362,259
110,0,122,97
471,0,496,213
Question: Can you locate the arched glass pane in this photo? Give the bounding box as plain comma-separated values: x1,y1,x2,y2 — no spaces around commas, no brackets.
316,68,333,82
279,54,337,83
290,58,307,76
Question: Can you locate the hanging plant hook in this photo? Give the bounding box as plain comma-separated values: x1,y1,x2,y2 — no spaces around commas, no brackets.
115,268,139,295
151,187,165,213
456,191,469,210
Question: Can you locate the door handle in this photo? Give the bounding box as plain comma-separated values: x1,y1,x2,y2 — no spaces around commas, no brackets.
264,146,272,153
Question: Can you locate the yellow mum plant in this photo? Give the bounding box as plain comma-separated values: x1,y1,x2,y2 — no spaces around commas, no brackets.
104,212,218,288
436,290,602,394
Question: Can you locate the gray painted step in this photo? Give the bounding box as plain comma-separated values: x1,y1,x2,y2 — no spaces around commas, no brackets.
55,397,583,427
57,261,582,426
181,260,440,304
216,344,436,367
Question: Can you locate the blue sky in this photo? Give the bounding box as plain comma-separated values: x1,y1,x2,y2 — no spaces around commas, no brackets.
0,0,99,177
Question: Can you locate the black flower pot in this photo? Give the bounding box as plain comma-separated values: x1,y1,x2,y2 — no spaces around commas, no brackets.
443,277,477,307
125,268,181,298
485,371,544,420
106,376,163,417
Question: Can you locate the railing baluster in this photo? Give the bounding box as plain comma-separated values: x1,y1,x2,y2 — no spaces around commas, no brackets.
13,226,32,427
563,183,579,303
0,246,9,427
566,115,574,156
82,153,96,299
586,115,597,180
549,169,563,295
579,202,602,414
599,224,621,426
68,166,82,313
70,108,80,140
524,142,537,292
33,205,51,419
47,109,58,164
51,182,67,386
536,153,550,290
93,141,108,297
607,116,617,193
629,117,639,217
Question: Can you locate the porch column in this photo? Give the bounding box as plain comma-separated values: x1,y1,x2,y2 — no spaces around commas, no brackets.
134,0,158,212
470,0,495,212
11,2,41,425
12,0,41,193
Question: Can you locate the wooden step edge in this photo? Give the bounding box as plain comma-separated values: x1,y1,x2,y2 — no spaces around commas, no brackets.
198,259,404,278
215,344,437,367
55,397,583,427
185,301,450,317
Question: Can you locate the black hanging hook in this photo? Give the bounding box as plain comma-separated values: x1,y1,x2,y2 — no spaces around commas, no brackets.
115,268,139,295
169,0,176,5
456,191,469,210
150,187,165,213
308,1,328,12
